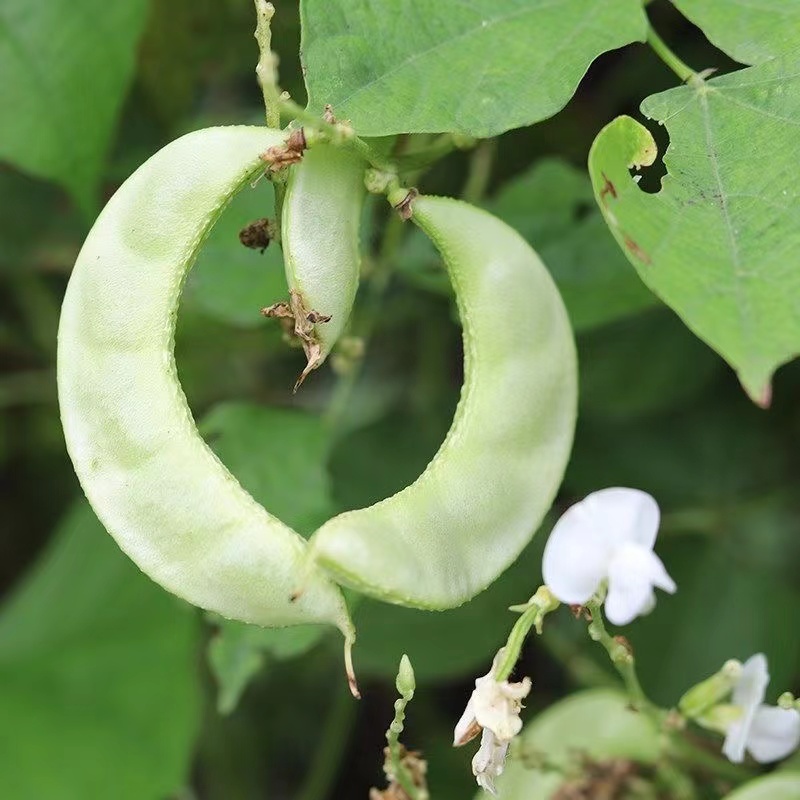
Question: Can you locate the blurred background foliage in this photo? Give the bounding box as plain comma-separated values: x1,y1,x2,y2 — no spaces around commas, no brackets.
0,0,798,798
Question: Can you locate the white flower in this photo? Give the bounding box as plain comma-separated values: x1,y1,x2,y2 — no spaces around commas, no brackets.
542,487,676,625
453,656,531,794
722,653,800,764
471,729,509,796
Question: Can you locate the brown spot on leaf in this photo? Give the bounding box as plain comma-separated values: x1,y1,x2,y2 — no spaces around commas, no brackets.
623,235,651,265
599,172,617,204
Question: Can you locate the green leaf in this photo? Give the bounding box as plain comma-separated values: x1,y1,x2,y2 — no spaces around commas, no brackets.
200,403,337,711
723,774,800,800
186,179,288,327
589,59,800,404
670,1,800,65
301,0,647,137
208,620,323,714
201,402,335,537
489,690,659,798
0,502,200,800
0,0,150,213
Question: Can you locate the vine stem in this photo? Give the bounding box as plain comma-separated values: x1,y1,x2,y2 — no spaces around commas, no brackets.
584,600,662,723
253,0,281,128
646,25,696,83
296,680,358,800
461,139,496,204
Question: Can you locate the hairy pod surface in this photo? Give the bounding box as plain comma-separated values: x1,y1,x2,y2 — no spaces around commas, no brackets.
310,194,578,608
57,126,353,639
281,144,365,363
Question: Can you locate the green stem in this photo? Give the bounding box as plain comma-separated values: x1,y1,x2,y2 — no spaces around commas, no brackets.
296,681,358,800
461,139,496,204
495,605,541,682
280,98,395,173
253,0,281,128
585,601,661,722
646,25,696,83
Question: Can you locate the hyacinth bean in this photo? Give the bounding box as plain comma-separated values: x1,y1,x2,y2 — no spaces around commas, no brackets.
310,192,578,608
57,127,355,654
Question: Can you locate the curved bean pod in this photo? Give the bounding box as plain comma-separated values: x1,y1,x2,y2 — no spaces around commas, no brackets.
309,193,578,609
281,143,365,379
57,127,354,643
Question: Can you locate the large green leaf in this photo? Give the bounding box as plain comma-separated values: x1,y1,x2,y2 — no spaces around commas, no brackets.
0,502,200,800
671,1,800,65
0,0,150,213
589,59,800,405
486,690,660,799
301,0,647,137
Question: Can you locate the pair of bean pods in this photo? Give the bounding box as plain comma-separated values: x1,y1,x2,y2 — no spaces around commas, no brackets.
57,125,578,689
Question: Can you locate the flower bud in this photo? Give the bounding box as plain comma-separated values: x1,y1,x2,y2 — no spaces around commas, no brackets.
679,659,742,719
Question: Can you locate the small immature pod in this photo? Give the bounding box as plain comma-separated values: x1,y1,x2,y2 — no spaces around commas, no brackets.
281,143,365,372
57,127,353,643
309,193,578,609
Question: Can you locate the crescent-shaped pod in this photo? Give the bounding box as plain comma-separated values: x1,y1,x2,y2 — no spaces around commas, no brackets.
57,127,354,645
309,193,578,609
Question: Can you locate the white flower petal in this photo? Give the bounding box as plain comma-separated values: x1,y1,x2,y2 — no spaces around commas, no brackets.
453,698,480,746
542,503,610,604
723,718,749,764
472,729,508,796
582,487,660,549
732,654,769,711
605,543,674,625
723,654,770,763
472,675,530,741
746,706,800,763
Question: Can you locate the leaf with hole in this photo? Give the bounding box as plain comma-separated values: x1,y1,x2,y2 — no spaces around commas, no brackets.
588,58,800,405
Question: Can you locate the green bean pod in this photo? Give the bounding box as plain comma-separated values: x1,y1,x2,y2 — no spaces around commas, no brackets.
281,143,365,374
57,127,354,643
309,193,578,609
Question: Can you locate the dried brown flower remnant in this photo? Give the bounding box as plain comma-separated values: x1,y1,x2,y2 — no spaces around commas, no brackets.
369,746,428,800
261,289,331,390
260,127,307,171
552,757,638,800
239,217,273,252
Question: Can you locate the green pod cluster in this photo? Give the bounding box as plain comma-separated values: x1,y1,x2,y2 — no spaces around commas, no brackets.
57,124,578,679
